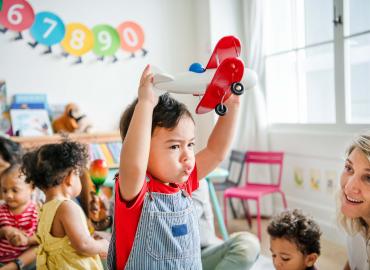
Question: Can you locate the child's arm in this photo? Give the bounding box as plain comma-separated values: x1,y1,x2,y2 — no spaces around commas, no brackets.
119,65,158,201
59,201,109,257
27,234,38,246
0,247,37,270
196,95,241,180
0,226,19,240
8,231,38,247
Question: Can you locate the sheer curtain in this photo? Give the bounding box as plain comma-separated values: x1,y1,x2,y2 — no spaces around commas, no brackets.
236,0,268,152
232,0,272,216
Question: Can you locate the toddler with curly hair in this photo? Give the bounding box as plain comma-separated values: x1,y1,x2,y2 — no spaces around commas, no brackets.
21,141,109,270
267,209,321,270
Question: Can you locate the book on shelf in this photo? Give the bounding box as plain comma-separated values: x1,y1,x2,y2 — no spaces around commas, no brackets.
10,108,53,136
89,142,122,168
0,80,11,135
10,103,47,109
11,93,49,112
12,93,48,105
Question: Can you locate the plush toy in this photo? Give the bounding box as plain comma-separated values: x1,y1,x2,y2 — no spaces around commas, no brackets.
52,103,93,133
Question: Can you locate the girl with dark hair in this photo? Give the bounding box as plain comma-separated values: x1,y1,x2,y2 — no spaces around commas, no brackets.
21,141,108,270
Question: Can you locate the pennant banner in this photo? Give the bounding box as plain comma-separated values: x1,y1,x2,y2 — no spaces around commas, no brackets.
0,0,148,63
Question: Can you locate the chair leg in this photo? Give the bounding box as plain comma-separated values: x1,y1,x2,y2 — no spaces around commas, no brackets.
229,199,237,218
256,199,261,241
280,191,288,209
223,196,228,228
241,200,252,229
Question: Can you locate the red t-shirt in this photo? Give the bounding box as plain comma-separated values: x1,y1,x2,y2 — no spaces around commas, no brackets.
0,201,38,262
114,166,198,269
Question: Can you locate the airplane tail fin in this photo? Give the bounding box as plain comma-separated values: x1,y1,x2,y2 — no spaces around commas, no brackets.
152,65,174,84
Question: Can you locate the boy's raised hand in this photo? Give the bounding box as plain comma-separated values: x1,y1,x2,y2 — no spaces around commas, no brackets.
138,65,158,106
225,92,241,106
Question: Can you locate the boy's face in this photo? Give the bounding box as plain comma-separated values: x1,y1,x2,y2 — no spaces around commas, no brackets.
1,170,33,212
148,116,195,184
340,147,370,223
270,237,317,270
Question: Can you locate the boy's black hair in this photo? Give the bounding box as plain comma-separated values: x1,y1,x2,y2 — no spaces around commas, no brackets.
267,209,321,255
0,136,23,165
119,93,194,141
20,141,88,190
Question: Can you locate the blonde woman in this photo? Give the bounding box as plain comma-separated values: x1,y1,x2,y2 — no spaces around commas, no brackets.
338,133,370,270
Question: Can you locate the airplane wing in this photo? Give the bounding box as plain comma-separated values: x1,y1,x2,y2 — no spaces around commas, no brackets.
196,57,244,114
205,36,241,69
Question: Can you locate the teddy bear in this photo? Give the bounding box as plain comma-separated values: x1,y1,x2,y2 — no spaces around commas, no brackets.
52,103,93,133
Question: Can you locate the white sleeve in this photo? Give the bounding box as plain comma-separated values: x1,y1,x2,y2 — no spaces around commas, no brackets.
192,180,223,248
346,233,369,270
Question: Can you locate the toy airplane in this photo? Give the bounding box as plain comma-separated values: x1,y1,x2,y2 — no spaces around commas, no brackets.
153,36,257,116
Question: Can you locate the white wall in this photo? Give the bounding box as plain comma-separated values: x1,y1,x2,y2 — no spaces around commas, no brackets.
0,0,198,131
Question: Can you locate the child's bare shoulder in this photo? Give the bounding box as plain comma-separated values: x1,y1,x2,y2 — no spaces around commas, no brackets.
53,200,83,222
58,200,80,213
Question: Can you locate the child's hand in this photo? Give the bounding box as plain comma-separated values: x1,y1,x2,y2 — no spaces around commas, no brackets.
225,93,241,107
138,65,158,106
2,226,18,240
98,239,110,259
8,230,29,246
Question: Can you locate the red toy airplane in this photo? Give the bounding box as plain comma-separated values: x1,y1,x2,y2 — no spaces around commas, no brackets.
153,36,257,116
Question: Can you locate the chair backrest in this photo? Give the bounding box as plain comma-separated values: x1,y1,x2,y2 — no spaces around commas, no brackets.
245,151,284,187
226,150,246,185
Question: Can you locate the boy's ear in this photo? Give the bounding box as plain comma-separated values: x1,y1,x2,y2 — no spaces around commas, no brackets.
304,253,319,267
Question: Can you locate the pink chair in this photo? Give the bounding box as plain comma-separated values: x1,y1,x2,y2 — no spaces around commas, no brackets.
223,151,288,241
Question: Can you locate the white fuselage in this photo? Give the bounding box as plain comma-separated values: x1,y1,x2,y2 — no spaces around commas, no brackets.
153,68,258,95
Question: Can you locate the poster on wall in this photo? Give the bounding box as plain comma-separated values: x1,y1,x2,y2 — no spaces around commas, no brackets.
293,167,304,188
309,169,321,191
325,170,337,195
0,0,148,64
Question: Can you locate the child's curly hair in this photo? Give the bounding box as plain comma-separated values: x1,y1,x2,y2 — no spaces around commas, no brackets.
21,141,88,190
119,93,194,141
267,209,321,255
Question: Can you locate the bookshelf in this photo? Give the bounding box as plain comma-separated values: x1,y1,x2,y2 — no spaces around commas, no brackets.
11,132,121,150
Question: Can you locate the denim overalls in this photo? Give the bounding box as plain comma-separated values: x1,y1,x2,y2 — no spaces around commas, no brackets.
108,180,202,270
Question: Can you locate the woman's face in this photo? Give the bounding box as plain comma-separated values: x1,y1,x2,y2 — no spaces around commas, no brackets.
340,147,370,223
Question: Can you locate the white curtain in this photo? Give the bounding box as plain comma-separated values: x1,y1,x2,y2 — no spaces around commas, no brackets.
236,0,268,152
231,0,273,216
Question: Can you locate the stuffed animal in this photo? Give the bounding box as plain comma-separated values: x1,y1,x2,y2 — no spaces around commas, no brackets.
52,103,92,133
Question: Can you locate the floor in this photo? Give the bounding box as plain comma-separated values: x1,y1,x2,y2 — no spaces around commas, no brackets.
217,217,348,269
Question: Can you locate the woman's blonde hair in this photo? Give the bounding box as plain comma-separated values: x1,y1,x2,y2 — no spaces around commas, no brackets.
337,132,370,237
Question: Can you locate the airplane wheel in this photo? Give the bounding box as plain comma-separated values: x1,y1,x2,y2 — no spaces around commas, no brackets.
215,104,228,116
231,82,244,95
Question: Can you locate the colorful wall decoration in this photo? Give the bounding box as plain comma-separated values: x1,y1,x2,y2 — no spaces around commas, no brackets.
0,0,147,63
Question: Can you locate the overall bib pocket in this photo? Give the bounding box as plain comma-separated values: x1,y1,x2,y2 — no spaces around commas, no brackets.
146,206,198,260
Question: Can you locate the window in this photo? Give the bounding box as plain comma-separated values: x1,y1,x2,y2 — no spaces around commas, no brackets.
263,0,370,125
344,0,370,123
